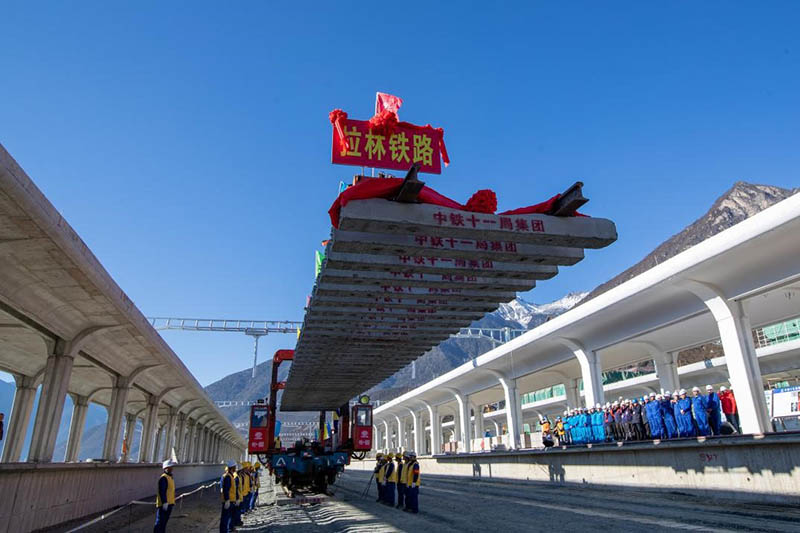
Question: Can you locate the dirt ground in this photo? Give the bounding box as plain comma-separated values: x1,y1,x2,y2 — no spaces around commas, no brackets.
54,470,800,532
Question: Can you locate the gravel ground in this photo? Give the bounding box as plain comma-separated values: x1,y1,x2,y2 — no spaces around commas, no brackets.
57,470,800,532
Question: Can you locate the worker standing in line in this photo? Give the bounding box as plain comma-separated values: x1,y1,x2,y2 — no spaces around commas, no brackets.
705,385,722,435
692,386,711,436
403,451,420,514
239,462,250,515
252,463,261,509
674,389,696,437
220,460,238,533
383,451,397,506
661,392,678,439
233,464,244,527
154,459,177,533
719,386,740,433
395,453,406,509
374,453,384,502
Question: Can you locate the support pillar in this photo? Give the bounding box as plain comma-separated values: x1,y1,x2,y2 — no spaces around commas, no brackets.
561,339,604,407
163,409,177,461
447,390,471,453
652,350,680,394
565,378,580,410
154,424,165,463
407,408,421,454
2,374,37,462
472,402,484,440
28,347,75,462
139,395,159,463
684,281,770,433
64,394,89,462
185,420,197,463
486,371,522,449
102,377,131,461
381,419,389,451
422,402,440,456
121,413,137,463
174,413,186,461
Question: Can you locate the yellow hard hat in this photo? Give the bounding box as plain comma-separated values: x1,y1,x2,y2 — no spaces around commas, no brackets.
241,461,250,467
254,462,261,468
376,453,383,458
395,453,403,459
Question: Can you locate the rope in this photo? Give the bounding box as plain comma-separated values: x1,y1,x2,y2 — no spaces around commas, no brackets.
65,480,220,532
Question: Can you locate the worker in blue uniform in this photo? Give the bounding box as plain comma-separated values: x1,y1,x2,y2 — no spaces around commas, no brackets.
154,459,177,533
383,451,396,506
591,404,604,443
661,392,678,439
674,389,695,437
705,385,722,435
395,453,406,509
647,393,665,439
692,386,711,436
220,460,238,533
403,451,420,513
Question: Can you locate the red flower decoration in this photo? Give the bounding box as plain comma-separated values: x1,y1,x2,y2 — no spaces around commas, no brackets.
465,189,497,214
368,109,399,136
329,109,348,124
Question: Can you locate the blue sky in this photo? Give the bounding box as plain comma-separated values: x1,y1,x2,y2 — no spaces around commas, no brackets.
1,2,799,386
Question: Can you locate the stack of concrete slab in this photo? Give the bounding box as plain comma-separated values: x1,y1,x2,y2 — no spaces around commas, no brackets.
281,198,617,411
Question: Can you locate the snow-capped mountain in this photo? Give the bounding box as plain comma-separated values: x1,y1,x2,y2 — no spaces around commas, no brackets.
494,292,588,328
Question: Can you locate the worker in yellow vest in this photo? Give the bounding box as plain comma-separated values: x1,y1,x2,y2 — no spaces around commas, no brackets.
252,462,261,510
240,462,251,515
395,453,406,509
382,452,397,506
154,459,177,533
220,460,238,533
233,465,244,527
373,453,384,502
403,451,420,514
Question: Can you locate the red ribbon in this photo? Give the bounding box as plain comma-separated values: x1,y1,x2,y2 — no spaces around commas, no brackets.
329,109,349,153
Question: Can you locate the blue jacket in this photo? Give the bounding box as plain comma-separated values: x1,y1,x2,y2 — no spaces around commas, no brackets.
692,394,710,435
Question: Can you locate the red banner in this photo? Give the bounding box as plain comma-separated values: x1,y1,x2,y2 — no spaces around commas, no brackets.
331,119,442,174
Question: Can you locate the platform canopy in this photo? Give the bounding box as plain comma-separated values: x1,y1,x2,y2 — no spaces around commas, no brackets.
281,196,617,411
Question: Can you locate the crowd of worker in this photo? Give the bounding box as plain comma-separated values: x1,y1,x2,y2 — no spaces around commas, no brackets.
372,451,421,513
218,460,261,533
542,385,740,446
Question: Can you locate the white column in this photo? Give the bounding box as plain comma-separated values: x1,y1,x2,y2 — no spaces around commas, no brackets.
102,376,131,461
139,395,159,463
29,347,75,462
653,350,680,393
185,420,197,462
561,339,604,407
2,374,37,462
161,407,178,460
381,419,390,451
422,402,440,456
565,378,580,409
154,424,165,463
173,413,186,462
684,281,769,433
121,413,137,463
64,394,89,462
487,371,522,449
448,390,471,453
472,402,484,440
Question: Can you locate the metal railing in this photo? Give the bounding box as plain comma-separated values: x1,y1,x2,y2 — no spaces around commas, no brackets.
451,327,527,347
754,317,800,349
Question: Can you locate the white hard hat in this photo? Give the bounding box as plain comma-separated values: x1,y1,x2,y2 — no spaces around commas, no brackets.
162,459,178,469
649,392,656,397
720,386,727,392
692,386,701,392
664,391,671,396
227,460,237,468
595,403,601,409
656,394,663,400
407,450,417,458
705,385,714,391
680,389,687,395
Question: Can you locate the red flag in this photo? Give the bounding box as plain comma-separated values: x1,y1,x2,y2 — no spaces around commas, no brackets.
375,92,403,115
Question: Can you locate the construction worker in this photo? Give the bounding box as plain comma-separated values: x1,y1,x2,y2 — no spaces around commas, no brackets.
242,462,253,514
252,463,261,509
154,459,177,533
403,451,420,513
382,452,397,506
220,460,238,533
395,453,406,509
233,464,244,527
374,454,386,502
692,386,711,436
